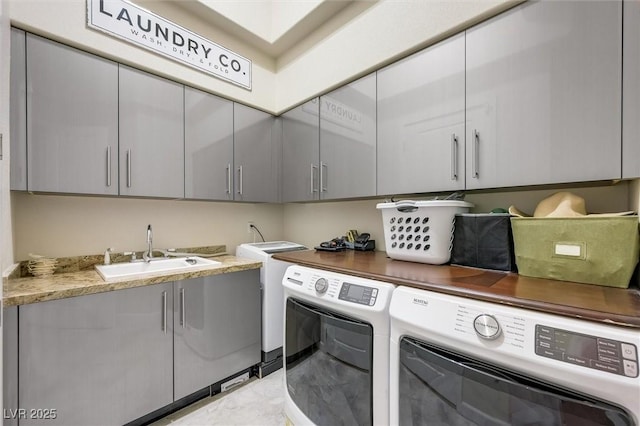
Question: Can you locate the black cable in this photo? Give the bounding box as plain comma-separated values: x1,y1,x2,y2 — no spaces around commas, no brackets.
250,224,266,242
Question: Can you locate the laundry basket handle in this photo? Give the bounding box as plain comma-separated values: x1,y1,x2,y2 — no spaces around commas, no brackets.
395,200,418,213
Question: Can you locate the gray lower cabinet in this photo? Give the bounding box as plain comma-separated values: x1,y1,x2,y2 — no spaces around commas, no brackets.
26,33,119,195
624,0,640,178
377,33,465,196
10,28,27,191
119,65,184,198
319,73,376,199
465,0,622,189
174,270,261,400
281,98,320,202
184,86,234,200
4,307,19,426
233,103,280,202
18,283,173,425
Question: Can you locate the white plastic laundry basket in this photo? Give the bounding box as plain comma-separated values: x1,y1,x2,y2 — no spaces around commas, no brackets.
377,200,474,264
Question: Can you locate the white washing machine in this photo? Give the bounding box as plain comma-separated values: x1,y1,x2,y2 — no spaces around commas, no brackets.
390,286,640,425
236,241,307,376
283,264,396,426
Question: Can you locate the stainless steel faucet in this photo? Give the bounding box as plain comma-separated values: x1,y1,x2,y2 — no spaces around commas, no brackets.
144,224,153,262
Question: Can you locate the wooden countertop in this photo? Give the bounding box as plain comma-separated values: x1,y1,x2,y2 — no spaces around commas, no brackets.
273,250,640,328
3,255,262,307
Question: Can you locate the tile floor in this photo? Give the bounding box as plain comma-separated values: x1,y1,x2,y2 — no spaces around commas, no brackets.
152,369,285,426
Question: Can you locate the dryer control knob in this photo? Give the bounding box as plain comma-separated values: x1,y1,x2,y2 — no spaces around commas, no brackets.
473,314,501,340
314,278,329,294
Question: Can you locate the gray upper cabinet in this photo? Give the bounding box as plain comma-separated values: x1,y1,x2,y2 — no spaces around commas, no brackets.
26,33,119,195
233,103,280,202
377,34,465,196
185,87,234,200
10,28,27,191
624,0,640,178
281,98,320,202
465,1,622,190
119,65,184,198
174,270,261,400
320,73,376,199
19,283,173,425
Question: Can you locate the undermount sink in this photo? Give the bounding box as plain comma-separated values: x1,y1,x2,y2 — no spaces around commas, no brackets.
95,256,221,281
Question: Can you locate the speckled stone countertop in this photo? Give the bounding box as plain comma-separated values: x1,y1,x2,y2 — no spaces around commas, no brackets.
3,246,262,307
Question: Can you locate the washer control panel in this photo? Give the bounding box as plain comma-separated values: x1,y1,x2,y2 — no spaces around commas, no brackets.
535,325,639,378
338,282,378,306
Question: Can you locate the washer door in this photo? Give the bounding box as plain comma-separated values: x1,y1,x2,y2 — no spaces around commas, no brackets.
285,297,373,426
399,337,634,426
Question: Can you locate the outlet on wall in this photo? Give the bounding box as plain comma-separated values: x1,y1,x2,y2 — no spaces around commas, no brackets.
247,221,254,234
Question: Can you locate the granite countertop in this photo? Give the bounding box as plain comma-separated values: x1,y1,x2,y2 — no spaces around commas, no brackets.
273,249,640,328
4,249,262,307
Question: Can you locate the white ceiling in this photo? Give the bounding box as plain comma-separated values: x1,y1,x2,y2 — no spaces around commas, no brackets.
169,0,358,58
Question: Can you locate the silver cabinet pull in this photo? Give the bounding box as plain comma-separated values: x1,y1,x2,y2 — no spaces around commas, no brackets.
226,163,232,195
106,146,112,187
311,164,318,194
126,150,132,187
320,162,327,193
180,287,186,328
451,134,458,180
237,165,243,195
161,290,167,334
473,130,480,178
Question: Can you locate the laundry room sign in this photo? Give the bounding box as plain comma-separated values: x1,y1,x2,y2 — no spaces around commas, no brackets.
87,0,252,90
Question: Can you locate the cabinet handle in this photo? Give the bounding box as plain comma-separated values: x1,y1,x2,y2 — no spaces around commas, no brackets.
126,150,132,187
106,146,112,187
162,290,167,334
310,164,318,194
180,287,186,328
473,130,480,178
320,162,327,193
237,166,243,195
451,134,458,181
226,163,232,195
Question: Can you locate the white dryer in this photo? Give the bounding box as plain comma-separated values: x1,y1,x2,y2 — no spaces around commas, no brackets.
390,286,640,425
236,241,307,376
283,264,396,426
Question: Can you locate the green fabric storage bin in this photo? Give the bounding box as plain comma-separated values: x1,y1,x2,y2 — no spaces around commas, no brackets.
510,216,640,288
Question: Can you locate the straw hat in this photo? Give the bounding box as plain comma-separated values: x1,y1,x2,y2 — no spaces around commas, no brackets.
508,192,635,218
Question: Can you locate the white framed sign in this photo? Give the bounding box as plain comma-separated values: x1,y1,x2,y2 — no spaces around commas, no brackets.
87,0,252,90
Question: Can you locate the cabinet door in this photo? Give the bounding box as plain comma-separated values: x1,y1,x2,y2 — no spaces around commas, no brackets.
320,73,376,199
119,65,184,198
174,270,261,400
26,34,118,195
623,0,640,178
3,307,18,426
377,34,465,196
281,98,320,202
10,28,26,191
185,87,234,200
233,103,280,202
466,1,622,189
19,284,173,425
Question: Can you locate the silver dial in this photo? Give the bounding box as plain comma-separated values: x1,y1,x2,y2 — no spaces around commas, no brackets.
314,277,328,294
473,314,501,340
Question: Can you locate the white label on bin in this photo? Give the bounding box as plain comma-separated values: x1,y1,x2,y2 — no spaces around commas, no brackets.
555,243,582,257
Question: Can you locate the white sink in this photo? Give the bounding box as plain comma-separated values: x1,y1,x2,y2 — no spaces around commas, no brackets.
95,256,221,281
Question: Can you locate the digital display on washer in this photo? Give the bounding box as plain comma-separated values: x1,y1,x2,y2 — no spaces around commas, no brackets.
535,325,638,378
339,282,376,305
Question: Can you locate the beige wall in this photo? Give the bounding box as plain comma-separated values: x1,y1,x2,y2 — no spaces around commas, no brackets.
283,183,632,250
11,192,284,260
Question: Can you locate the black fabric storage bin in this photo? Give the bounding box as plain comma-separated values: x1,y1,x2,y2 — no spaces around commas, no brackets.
451,213,517,272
